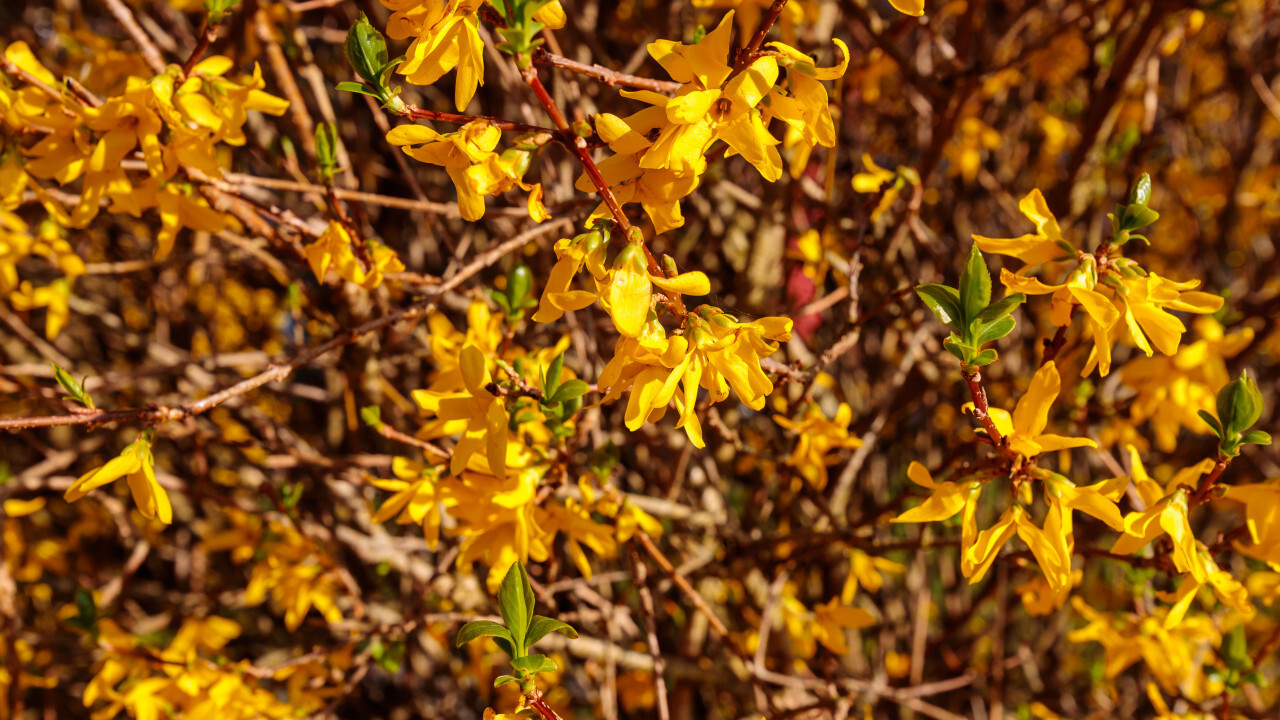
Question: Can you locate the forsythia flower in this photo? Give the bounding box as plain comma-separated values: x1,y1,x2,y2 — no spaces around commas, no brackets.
303,221,405,289
812,597,875,655
773,402,864,490
370,458,454,550
597,307,792,447
64,431,172,524
451,467,550,591
415,344,511,479
766,38,849,172
383,0,565,111
968,361,1096,460
973,189,1069,268
582,111,705,233
841,548,905,603
998,264,1121,375
625,12,783,180
1161,545,1254,627
1110,446,1216,576
1222,477,1280,569
387,121,545,221
1121,318,1253,451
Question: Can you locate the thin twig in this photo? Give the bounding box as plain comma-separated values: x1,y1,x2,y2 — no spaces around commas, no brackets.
533,48,681,93
103,0,168,74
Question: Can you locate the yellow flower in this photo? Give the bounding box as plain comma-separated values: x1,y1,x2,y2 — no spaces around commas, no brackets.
850,154,909,222
999,266,1121,375
370,457,454,550
1222,477,1280,568
451,468,551,592
971,361,1097,459
64,431,172,524
1110,446,1216,577
417,344,510,479
302,221,405,289
1110,274,1224,359
532,229,609,324
1121,318,1253,452
624,12,783,180
812,597,875,655
973,189,1070,268
9,278,72,339
773,402,864,490
766,38,849,171
385,121,503,220
892,460,982,548
581,110,704,233
841,548,905,603
1161,545,1254,628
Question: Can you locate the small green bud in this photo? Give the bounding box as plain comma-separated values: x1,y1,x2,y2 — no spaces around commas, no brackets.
1217,369,1263,439
315,122,339,184
1129,172,1152,206
508,263,532,308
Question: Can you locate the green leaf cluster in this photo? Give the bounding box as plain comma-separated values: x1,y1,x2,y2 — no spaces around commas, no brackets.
916,244,1025,370
456,562,578,692
492,0,555,62
203,0,242,24
1108,172,1159,247
1199,370,1271,458
337,16,408,111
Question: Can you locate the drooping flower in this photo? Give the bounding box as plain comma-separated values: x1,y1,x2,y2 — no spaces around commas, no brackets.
64,431,172,524
1110,446,1216,577
416,344,510,479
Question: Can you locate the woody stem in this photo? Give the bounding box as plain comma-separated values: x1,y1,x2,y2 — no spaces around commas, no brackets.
182,20,219,77
519,60,687,316
733,0,790,72
961,368,1016,462
1188,457,1230,509
401,105,553,135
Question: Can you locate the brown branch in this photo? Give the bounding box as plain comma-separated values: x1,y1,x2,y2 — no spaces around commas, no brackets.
634,530,730,641
628,542,671,720
962,368,1018,462
532,48,681,93
182,20,219,77
1188,457,1230,509
0,219,574,433
403,104,554,135
733,0,790,73
103,0,168,74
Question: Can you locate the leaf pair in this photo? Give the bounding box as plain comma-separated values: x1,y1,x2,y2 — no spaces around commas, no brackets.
456,562,578,690
916,245,1025,369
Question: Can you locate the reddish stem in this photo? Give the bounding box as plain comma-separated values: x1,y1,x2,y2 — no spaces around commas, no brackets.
731,0,790,74
182,21,219,77
403,105,553,135
1188,457,1230,509
533,48,681,93
962,368,1017,462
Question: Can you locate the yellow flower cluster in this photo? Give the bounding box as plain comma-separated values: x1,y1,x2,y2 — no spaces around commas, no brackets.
975,189,1223,376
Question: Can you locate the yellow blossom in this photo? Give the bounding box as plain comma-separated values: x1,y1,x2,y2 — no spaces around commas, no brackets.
973,189,1070,268
416,344,510,479
624,12,783,180
303,221,405,289
385,121,505,220
969,361,1097,459
773,402,864,490
1110,446,1216,577
64,431,172,524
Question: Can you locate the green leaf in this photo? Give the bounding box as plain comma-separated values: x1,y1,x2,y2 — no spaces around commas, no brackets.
1129,172,1152,206
524,616,578,649
1242,430,1272,446
346,15,389,87
547,379,590,406
1119,205,1159,232
974,293,1026,323
494,675,519,688
958,244,991,325
457,620,516,650
973,315,1016,346
51,362,94,409
488,289,512,314
544,353,564,397
508,264,532,309
336,81,377,97
942,335,969,363
915,284,962,330
360,405,383,431
510,654,558,677
497,562,535,654
1197,410,1222,439
971,348,998,366
314,122,338,183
